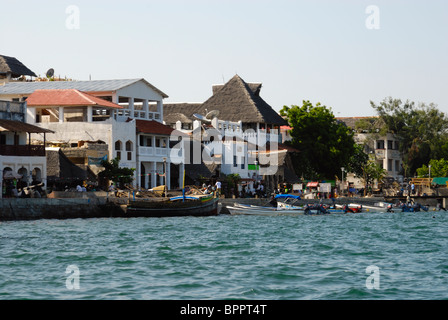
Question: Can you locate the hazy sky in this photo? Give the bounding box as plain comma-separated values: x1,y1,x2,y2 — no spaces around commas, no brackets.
1,0,447,117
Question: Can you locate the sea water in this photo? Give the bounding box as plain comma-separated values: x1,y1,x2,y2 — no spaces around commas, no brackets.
1,211,447,300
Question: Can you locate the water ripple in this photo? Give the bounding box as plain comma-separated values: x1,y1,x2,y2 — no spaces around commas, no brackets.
1,213,448,299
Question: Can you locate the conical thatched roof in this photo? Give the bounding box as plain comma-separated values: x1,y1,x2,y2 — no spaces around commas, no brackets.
201,75,287,125
163,75,286,126
0,55,37,78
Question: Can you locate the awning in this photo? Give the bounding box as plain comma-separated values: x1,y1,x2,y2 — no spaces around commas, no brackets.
0,119,54,133
306,182,319,187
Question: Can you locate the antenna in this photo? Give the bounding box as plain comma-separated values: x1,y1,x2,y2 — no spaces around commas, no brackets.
46,68,54,79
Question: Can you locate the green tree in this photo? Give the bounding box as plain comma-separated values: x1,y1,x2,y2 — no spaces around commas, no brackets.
281,101,356,179
99,157,135,189
361,160,387,195
370,97,448,176
416,159,448,178
347,144,369,179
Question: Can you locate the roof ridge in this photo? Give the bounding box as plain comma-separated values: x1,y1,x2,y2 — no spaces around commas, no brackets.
72,89,96,105
234,75,264,122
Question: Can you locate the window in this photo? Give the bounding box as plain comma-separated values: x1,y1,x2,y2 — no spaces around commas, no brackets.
126,141,132,161
376,140,385,149
115,140,122,151
241,156,245,170
233,155,237,167
117,151,121,160
0,134,6,145
126,141,132,151
387,140,393,149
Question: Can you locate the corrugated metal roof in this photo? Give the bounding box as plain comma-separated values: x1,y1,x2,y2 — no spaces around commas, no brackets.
0,78,168,98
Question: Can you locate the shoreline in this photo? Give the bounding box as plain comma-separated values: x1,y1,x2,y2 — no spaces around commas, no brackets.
0,191,442,221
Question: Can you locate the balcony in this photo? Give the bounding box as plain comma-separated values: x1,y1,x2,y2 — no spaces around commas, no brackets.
138,146,168,157
375,149,401,160
0,145,45,157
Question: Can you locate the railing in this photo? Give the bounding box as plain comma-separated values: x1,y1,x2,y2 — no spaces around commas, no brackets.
375,149,401,160
0,100,26,121
0,100,25,113
0,145,45,156
138,146,168,156
116,110,161,121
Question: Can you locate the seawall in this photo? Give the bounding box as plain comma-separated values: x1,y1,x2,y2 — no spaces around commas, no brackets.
0,197,127,221
2,194,440,221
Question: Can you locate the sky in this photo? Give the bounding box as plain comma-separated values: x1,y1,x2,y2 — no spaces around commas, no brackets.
1,0,448,117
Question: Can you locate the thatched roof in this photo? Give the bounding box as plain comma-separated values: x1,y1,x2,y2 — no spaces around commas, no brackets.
0,55,37,78
163,103,203,125
202,75,287,125
163,111,195,125
163,75,286,126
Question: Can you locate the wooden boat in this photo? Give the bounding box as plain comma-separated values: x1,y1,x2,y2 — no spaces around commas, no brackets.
126,194,219,217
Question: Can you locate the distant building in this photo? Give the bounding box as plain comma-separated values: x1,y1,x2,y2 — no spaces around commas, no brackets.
0,54,36,84
337,116,404,187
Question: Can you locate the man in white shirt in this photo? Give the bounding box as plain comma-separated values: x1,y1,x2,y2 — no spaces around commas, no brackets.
215,181,222,197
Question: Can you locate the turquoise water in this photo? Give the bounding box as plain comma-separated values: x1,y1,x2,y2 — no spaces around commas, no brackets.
1,211,447,300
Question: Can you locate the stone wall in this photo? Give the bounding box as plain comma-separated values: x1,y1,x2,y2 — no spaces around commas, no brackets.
0,197,126,221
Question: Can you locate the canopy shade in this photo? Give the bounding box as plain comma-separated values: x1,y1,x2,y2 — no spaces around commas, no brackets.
0,119,54,133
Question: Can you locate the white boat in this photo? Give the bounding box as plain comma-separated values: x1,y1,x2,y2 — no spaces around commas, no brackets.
348,202,396,213
227,205,306,216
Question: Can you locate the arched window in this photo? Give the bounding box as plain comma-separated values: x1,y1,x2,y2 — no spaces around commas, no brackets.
126,140,133,161
32,168,42,183
115,140,122,160
126,140,132,151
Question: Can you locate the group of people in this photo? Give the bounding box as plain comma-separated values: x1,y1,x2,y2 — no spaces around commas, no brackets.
2,178,44,198
201,180,222,196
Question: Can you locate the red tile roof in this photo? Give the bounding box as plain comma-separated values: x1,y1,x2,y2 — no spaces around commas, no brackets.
135,119,187,136
26,89,123,109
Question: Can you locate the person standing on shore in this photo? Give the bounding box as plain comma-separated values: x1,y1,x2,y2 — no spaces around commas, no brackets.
215,180,221,197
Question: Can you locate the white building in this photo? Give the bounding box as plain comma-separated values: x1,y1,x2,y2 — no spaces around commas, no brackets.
163,75,297,192
1,100,52,198
0,78,185,190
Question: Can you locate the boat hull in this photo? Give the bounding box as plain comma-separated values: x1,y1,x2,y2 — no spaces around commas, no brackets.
126,197,219,217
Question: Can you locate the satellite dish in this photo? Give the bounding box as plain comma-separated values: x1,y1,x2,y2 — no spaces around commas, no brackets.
46,68,54,78
193,113,211,122
206,110,220,120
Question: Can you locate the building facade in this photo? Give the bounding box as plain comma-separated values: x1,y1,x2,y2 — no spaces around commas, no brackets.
0,100,52,198
0,78,184,191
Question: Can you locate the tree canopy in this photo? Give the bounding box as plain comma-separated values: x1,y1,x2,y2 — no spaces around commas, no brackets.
370,97,448,176
280,101,356,179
